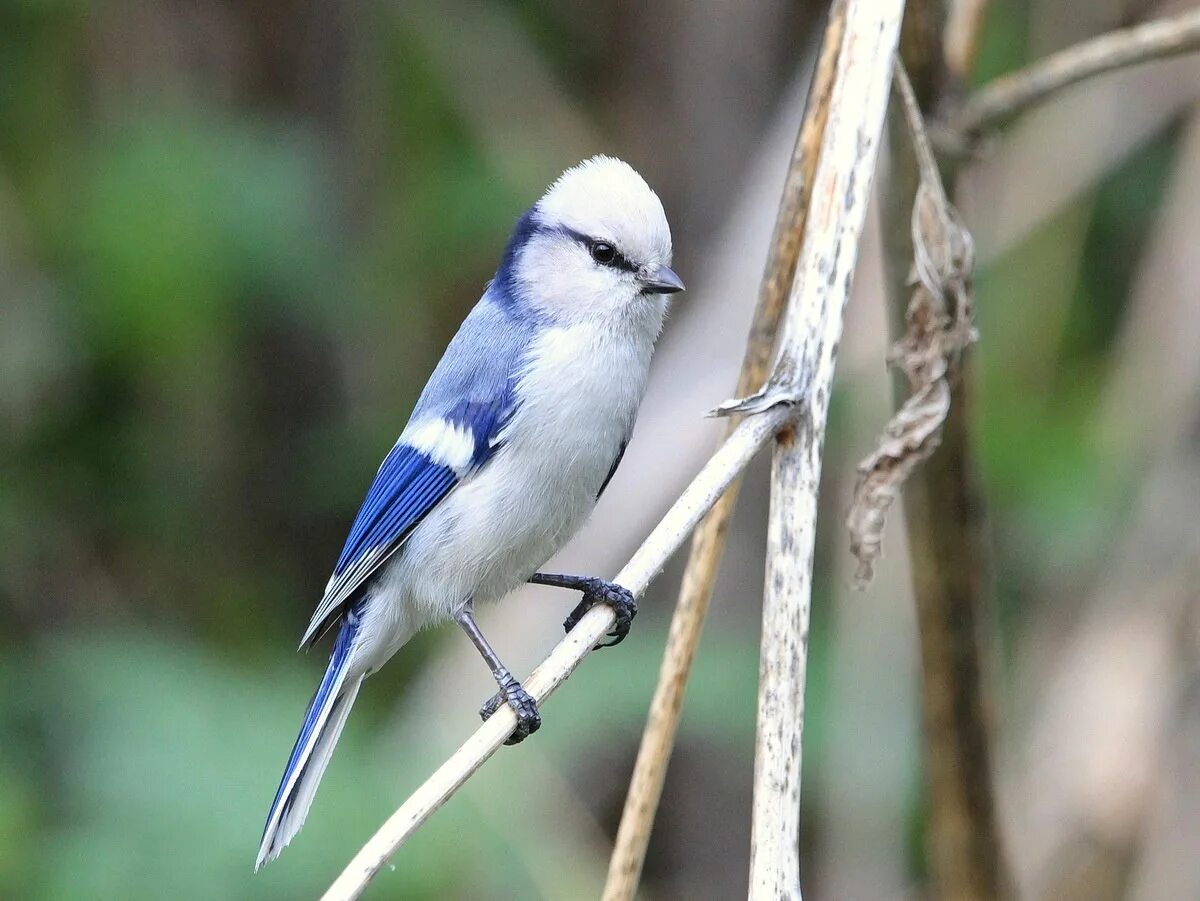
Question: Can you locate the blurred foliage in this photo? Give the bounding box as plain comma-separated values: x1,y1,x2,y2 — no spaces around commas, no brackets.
0,626,769,899
977,119,1184,623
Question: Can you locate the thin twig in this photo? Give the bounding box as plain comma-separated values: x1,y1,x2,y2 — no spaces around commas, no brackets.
879,2,1010,897
953,7,1200,139
738,1,906,896
322,404,796,901
601,5,848,898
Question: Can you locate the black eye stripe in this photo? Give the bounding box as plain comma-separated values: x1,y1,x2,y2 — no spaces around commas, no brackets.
559,227,639,273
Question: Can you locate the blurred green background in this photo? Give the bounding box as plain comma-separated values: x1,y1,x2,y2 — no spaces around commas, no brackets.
3,1,1199,898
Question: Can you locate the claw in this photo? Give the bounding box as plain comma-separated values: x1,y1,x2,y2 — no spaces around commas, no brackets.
563,579,638,649
479,678,542,746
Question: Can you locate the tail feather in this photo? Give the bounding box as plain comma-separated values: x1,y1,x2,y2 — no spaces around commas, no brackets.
256,612,362,871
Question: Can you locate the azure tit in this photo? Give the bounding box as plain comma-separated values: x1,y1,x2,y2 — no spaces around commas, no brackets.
257,156,683,869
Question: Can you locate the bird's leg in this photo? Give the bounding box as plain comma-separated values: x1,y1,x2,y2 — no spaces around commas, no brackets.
456,602,541,745
529,572,638,648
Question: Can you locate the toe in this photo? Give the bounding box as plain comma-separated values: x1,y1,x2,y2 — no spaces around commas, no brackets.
519,712,542,739
609,584,637,616
504,727,527,746
495,684,541,744
479,693,503,721
505,704,541,745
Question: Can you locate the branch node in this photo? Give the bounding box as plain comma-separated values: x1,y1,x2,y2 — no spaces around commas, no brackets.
708,382,806,419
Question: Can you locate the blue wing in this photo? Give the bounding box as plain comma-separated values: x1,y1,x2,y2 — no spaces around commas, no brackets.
299,290,535,649
333,444,458,579
299,445,459,648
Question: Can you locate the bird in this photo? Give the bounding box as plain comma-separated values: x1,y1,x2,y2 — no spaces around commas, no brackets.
256,155,684,870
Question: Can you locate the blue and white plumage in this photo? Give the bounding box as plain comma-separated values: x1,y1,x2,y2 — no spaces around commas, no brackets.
256,155,682,869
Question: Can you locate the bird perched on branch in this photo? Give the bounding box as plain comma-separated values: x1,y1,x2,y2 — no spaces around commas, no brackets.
257,156,683,869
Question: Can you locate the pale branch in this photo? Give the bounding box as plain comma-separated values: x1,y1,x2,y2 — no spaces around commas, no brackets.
601,4,848,898
322,403,796,901
741,1,906,897
953,7,1200,139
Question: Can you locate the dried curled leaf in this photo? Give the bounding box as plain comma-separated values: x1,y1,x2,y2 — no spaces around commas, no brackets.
847,62,977,587
848,378,948,585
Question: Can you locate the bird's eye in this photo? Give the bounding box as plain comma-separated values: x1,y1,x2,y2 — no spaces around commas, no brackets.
590,241,617,265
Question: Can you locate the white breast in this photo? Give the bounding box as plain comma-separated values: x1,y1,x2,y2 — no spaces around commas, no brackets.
364,311,661,662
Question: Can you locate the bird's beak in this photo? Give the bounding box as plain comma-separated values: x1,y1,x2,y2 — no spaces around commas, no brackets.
640,265,685,295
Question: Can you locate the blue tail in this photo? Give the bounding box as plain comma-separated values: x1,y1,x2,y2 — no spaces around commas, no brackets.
256,611,362,870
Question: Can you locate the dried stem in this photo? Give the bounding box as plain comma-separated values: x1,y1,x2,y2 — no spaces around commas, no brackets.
738,1,906,896
953,7,1200,139
322,403,795,901
601,5,848,898
878,1,1010,897
944,0,991,83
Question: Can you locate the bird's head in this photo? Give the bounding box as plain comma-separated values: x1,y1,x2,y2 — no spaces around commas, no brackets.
499,156,683,327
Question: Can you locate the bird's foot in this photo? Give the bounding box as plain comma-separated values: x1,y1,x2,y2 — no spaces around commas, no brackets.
479,676,541,746
564,579,638,648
